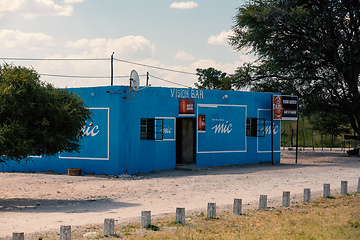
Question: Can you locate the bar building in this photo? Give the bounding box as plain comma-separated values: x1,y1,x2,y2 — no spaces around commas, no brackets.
2,85,281,175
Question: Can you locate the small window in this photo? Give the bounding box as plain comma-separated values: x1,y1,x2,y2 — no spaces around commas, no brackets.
246,118,265,137
140,118,164,140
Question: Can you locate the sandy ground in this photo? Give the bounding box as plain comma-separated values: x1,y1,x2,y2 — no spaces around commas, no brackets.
0,149,359,239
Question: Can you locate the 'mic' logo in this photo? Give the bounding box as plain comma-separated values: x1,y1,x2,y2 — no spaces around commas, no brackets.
81,122,99,137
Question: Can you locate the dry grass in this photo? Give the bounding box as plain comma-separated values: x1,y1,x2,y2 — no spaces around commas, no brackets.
34,193,360,239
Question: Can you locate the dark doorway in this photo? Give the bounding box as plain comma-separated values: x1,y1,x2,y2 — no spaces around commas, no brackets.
176,118,196,165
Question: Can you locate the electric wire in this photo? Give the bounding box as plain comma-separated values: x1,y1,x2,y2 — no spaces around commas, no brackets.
0,57,109,61
0,57,197,86
40,73,147,79
149,74,192,88
114,58,196,75
0,57,197,75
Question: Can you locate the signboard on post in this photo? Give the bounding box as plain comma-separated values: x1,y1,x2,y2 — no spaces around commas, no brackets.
271,95,299,165
272,95,298,120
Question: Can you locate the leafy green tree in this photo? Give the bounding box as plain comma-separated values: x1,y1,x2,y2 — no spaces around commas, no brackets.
310,111,351,148
229,0,360,134
0,63,92,162
195,67,232,90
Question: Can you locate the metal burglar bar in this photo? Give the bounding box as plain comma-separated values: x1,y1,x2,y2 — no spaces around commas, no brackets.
246,118,265,137
140,118,155,140
140,118,163,140
154,119,164,140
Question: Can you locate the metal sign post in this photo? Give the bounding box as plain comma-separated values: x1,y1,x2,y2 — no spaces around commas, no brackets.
272,95,299,164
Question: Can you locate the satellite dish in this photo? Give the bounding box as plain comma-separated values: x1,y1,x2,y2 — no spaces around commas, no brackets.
130,70,140,91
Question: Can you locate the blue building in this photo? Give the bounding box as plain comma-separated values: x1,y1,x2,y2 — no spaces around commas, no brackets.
2,85,281,175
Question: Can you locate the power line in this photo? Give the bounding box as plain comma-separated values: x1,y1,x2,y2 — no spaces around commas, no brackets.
114,58,197,75
1,56,197,86
40,73,132,79
149,74,192,88
0,57,109,61
0,57,197,75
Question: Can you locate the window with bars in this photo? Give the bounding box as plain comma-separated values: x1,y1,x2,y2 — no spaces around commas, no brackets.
246,118,265,137
140,118,164,140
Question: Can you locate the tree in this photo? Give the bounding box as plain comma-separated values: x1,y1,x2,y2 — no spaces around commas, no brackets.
310,111,351,148
0,63,92,162
195,67,232,90
229,0,360,134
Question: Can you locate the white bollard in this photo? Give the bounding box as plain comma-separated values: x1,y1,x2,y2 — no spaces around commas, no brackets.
12,232,24,240
207,203,216,219
282,191,290,207
175,208,185,224
233,199,242,215
60,225,71,240
323,184,331,198
341,181,348,195
259,195,267,210
141,211,151,228
104,218,114,236
303,188,311,203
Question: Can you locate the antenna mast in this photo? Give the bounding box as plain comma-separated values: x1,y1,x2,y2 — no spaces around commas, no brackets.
110,52,114,86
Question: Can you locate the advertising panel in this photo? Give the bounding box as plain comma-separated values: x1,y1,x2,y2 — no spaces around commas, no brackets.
60,108,109,160
179,98,194,115
197,105,246,153
272,95,298,120
198,114,206,132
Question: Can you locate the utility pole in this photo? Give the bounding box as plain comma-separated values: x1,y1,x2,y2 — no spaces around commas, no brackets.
146,72,149,86
111,52,114,86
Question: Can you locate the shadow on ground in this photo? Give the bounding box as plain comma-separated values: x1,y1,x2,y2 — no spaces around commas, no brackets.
0,198,140,213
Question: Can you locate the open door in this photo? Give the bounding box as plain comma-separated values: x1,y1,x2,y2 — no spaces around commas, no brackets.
176,118,196,165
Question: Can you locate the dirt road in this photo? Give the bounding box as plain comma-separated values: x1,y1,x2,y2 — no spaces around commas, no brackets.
0,150,359,239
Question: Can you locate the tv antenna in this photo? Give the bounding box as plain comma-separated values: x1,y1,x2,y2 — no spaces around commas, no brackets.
130,69,140,92
123,69,140,99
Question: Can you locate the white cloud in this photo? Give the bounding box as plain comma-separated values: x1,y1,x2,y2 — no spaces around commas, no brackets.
0,29,53,51
33,36,156,88
170,1,198,9
208,30,233,46
65,36,155,58
174,50,194,61
63,0,83,3
0,0,74,18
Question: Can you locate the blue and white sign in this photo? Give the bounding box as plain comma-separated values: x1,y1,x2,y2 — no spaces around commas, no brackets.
197,104,247,153
257,109,280,152
60,108,109,160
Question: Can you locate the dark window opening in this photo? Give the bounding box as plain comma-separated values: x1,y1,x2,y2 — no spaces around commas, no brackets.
140,118,164,140
246,118,265,137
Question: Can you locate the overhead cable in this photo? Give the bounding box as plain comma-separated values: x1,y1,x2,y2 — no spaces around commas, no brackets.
114,58,196,75
0,57,197,75
149,74,192,88
0,57,109,61
40,73,133,79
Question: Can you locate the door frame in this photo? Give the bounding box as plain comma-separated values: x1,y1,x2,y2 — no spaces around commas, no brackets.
176,117,196,165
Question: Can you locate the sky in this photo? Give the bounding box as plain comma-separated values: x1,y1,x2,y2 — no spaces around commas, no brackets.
0,0,254,89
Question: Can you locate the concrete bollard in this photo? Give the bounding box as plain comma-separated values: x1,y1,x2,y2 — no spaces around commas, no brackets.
104,218,114,236
358,177,360,193
303,188,311,203
282,191,290,207
233,199,242,215
207,203,216,219
175,208,185,224
60,225,71,240
323,184,331,198
141,211,151,228
259,195,267,210
12,232,24,240
341,181,348,195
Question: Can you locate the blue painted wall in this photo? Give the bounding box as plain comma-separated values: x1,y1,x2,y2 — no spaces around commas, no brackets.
1,86,280,175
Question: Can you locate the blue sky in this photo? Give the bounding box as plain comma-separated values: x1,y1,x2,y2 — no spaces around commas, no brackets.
0,0,253,88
